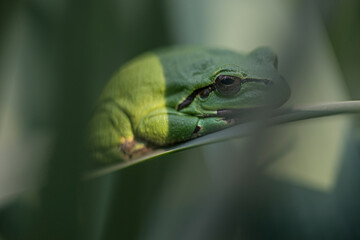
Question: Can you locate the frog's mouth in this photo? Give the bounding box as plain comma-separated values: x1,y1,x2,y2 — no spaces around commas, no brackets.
216,108,267,117
200,107,272,121
199,94,288,122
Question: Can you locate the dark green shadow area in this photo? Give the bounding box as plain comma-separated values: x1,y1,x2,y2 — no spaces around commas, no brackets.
41,0,173,239
0,0,172,240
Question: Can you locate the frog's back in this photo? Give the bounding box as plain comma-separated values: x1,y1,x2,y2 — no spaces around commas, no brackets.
97,46,247,120
153,46,248,106
97,51,167,127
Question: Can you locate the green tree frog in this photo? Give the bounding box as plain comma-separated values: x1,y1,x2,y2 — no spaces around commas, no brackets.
87,46,290,163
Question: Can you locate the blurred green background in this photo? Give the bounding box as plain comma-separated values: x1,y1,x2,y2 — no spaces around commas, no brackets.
0,0,360,239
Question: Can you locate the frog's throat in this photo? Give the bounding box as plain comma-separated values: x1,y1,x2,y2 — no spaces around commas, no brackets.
176,78,272,111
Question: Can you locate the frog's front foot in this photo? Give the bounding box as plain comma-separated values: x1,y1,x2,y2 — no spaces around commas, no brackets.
118,139,153,161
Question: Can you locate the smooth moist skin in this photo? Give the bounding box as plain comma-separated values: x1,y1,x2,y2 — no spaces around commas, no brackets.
87,46,290,163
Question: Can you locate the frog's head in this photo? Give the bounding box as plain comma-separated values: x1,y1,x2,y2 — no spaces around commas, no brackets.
174,47,291,119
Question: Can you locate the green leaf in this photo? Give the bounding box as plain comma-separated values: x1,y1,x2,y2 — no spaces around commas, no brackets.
84,100,360,180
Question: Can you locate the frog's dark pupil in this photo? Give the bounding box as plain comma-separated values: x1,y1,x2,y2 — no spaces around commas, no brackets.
215,75,242,96
221,77,234,85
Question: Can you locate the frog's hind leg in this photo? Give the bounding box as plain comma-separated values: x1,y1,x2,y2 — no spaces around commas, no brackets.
87,103,150,164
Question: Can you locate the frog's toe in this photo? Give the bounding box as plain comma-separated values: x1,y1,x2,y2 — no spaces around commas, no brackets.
118,139,153,161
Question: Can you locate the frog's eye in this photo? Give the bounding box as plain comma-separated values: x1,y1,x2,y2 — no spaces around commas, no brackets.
215,75,242,96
